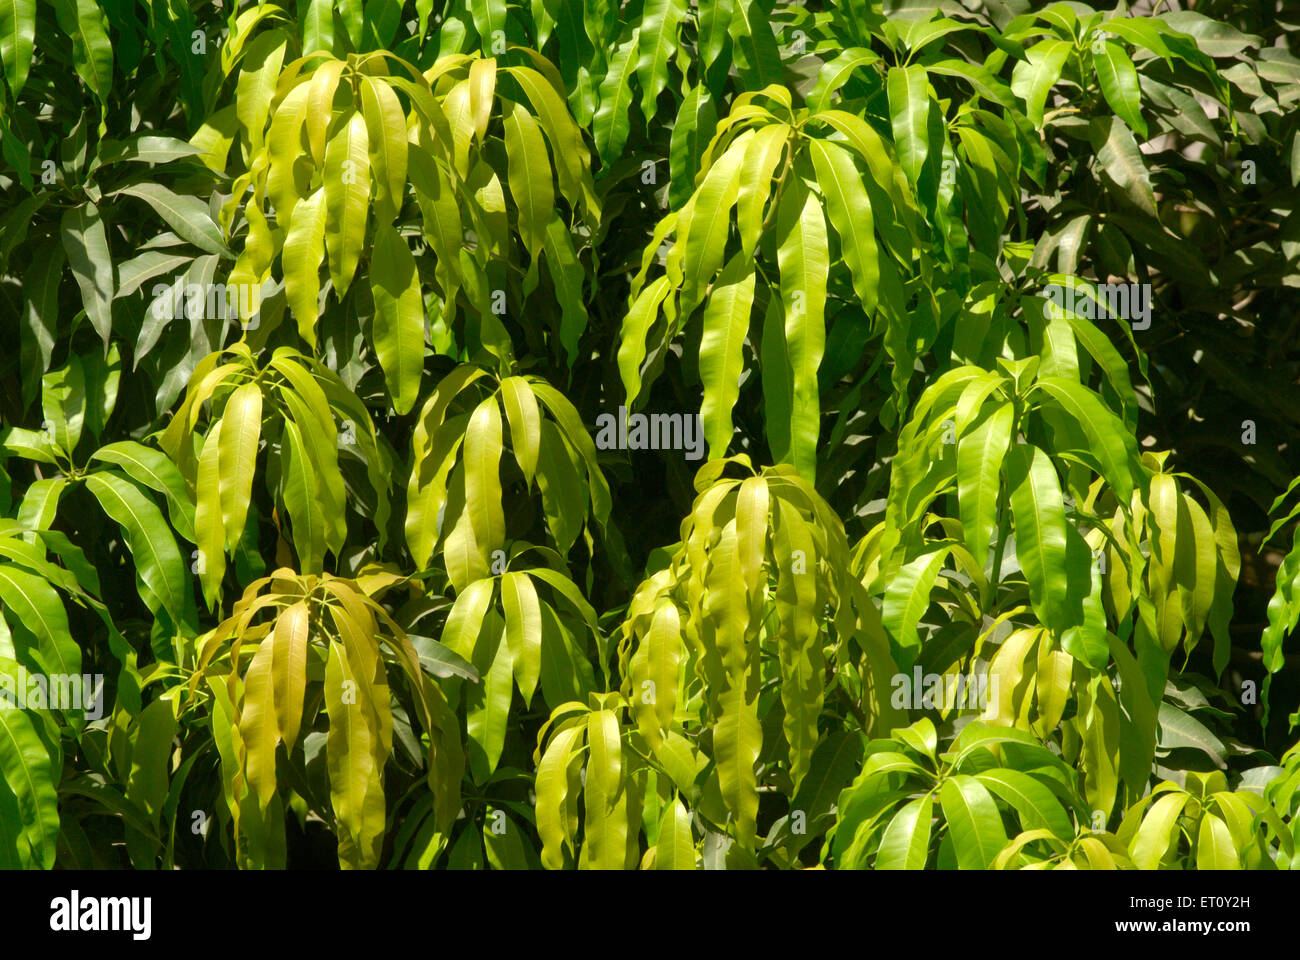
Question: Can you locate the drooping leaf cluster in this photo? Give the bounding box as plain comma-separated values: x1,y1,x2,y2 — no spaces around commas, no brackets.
1,0,1299,870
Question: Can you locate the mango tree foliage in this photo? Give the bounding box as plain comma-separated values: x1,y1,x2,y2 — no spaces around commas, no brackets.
188,567,463,868
0,0,1299,870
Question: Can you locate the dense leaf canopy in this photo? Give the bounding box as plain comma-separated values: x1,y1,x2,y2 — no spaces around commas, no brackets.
1,0,1300,870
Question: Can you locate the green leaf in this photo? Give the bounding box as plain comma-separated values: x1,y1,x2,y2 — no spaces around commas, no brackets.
323,638,386,868
0,558,78,677
669,83,717,209
61,202,115,346
20,238,63,410
324,112,371,297
1196,812,1240,870
1262,530,1300,715
728,0,783,87
125,698,177,822
1157,702,1227,768
924,59,1015,108
527,566,601,642
1107,212,1205,283
53,0,112,108
0,111,31,190
85,471,188,626
82,343,120,442
618,276,672,407
305,59,346,164
697,0,735,69
939,774,1008,869
977,768,1073,840
466,623,514,780
678,132,747,320
1033,376,1139,502
0,706,59,868
483,809,533,869
771,497,822,788
370,223,425,415
464,395,506,558
714,683,761,850
439,578,495,666
279,417,326,575
528,380,611,527
1130,792,1188,868
91,441,197,544
882,546,951,659
0,0,34,95
655,796,695,869
1089,116,1157,217
541,217,589,364
1006,443,1071,635
498,376,541,489
583,704,626,869
505,65,599,220
302,0,335,55
218,382,263,552
467,0,506,52
736,123,788,259
1010,38,1071,127
1177,494,1217,648
1079,673,1121,819
809,47,881,113
193,415,226,607
698,252,756,459
775,178,828,482
636,0,686,125
113,183,230,257
875,793,934,869
1160,11,1258,59
886,64,931,185
1108,631,1158,794
503,100,555,265
957,402,1012,570
267,83,312,230
234,30,287,157
534,421,584,555
593,26,639,162
895,718,938,764
1059,310,1139,430
360,76,409,224
901,16,978,56
809,138,878,314
535,721,584,868
786,731,863,848
760,294,793,466
282,186,328,342
643,599,682,739
1093,39,1147,139
501,571,542,706
405,632,477,684
42,357,86,457
271,601,309,749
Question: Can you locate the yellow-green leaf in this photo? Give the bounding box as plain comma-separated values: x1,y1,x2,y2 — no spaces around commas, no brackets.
324,112,371,296
370,223,426,415
218,383,263,551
